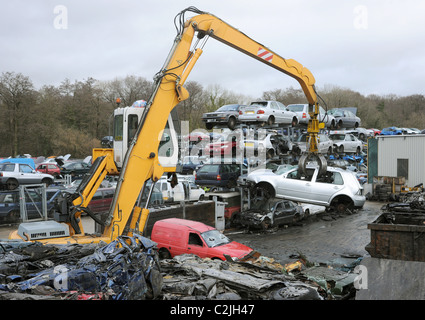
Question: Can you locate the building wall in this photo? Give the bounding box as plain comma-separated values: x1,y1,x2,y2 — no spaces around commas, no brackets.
377,135,425,187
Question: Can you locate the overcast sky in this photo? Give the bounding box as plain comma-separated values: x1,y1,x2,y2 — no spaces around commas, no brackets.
1,0,424,99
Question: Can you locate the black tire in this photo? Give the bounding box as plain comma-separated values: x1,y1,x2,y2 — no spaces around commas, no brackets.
261,218,272,231
267,116,275,126
291,117,298,127
8,210,20,223
42,178,53,187
205,123,213,130
266,149,274,159
338,145,344,153
230,212,241,227
227,117,236,130
252,183,275,204
6,179,19,190
158,248,172,259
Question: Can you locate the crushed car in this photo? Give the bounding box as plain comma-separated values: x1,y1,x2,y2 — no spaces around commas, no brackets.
243,132,293,159
234,198,304,230
0,235,162,300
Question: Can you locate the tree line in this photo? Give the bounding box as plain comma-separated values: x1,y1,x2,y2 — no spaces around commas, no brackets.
0,71,424,158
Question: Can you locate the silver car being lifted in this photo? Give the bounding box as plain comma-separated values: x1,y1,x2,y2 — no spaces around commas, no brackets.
246,165,365,212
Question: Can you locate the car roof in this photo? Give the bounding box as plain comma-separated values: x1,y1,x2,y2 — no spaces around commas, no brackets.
156,218,215,233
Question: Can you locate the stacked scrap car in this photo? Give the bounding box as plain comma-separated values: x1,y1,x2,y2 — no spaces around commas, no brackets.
295,133,333,155
327,109,361,129
238,101,298,127
244,132,293,159
287,104,336,129
329,133,363,154
202,104,244,130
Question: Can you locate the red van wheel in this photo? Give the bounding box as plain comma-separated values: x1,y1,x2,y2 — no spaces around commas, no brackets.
158,248,171,259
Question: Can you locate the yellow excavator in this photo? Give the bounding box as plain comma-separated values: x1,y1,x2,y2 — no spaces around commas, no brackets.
9,7,326,244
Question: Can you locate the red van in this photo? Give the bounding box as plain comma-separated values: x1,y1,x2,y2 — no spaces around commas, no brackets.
151,218,253,261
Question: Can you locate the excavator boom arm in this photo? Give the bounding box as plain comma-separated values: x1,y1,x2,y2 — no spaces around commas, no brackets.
103,9,323,240
10,8,324,244
187,13,318,105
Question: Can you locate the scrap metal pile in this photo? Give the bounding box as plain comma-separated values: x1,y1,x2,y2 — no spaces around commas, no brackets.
0,235,162,300
0,236,360,300
394,191,425,211
159,254,325,300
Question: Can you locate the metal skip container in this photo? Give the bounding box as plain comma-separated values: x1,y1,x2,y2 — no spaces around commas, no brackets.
365,204,425,262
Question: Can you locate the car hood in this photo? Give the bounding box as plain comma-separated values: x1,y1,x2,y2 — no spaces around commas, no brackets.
212,241,253,260
205,111,236,116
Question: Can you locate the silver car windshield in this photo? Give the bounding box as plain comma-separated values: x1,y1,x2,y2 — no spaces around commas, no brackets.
201,230,230,247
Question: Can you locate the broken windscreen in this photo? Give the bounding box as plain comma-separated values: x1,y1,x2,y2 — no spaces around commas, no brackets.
201,230,230,247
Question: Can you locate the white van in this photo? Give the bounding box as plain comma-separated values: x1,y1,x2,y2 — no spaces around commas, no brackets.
156,177,205,202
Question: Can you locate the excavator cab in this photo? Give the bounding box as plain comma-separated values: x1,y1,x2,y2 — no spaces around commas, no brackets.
112,103,180,171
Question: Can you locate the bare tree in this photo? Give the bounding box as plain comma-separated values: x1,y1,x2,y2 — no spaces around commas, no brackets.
100,75,154,107
0,72,36,155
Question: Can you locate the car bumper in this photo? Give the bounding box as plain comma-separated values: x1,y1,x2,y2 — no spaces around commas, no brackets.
352,195,366,208
238,115,268,122
203,118,227,124
195,180,229,187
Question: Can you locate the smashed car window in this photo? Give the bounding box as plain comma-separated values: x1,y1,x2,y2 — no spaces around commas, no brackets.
188,233,204,246
201,230,230,247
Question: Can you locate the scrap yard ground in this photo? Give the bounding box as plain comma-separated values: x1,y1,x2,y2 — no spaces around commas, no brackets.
0,200,383,267
229,200,382,267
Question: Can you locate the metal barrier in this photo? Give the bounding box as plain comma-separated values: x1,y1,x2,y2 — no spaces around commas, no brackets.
18,184,48,222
